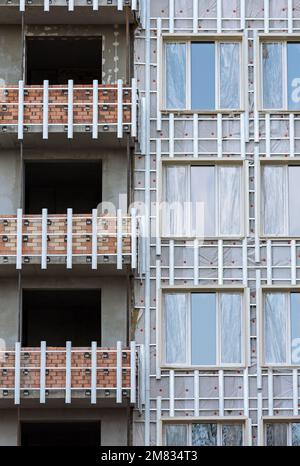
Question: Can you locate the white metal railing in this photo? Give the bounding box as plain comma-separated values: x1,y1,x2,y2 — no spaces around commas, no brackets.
0,208,138,270
0,341,140,405
0,79,138,140
1,0,139,12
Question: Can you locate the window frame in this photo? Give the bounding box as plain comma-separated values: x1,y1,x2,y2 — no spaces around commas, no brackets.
161,417,249,447
160,286,249,370
162,33,245,113
258,34,300,112
160,159,246,240
260,286,300,368
262,417,300,446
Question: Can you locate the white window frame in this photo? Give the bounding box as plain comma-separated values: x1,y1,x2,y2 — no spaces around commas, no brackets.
163,35,243,112
162,419,248,446
161,288,247,369
161,161,245,239
263,419,300,446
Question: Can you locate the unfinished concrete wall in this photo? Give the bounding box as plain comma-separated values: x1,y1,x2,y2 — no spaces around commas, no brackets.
0,26,22,83
0,279,19,349
0,150,21,214
0,410,18,446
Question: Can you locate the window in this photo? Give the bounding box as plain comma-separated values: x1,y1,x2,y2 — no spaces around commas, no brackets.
263,292,300,365
163,291,243,367
163,164,243,237
165,40,241,110
265,422,300,446
261,165,300,236
261,41,300,110
164,422,244,446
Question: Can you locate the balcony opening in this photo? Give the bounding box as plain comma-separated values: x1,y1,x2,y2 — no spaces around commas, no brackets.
26,36,102,85
21,422,101,446
22,290,101,347
24,161,102,214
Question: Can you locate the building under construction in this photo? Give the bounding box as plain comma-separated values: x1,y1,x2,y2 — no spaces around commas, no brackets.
0,0,299,447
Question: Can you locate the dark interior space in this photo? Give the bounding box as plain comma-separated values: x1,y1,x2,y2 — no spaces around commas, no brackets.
21,422,101,446
24,161,102,214
22,289,101,346
26,36,102,84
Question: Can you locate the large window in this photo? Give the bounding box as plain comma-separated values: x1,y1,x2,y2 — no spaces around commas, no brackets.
164,422,244,446
261,165,300,236
165,40,241,110
263,292,300,365
261,41,300,110
265,422,300,446
163,291,244,367
163,164,243,237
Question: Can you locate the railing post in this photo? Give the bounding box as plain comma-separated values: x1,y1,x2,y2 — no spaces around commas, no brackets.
130,341,136,404
41,208,48,270
92,80,99,139
117,79,123,139
117,209,123,270
17,80,24,140
131,78,137,137
67,208,73,270
91,342,97,404
92,0,98,10
68,0,74,11
14,342,21,405
44,0,50,11
16,208,23,270
43,80,49,139
65,342,72,404
19,0,25,12
67,80,73,139
132,0,137,10
92,209,98,270
117,0,123,10
116,341,122,403
40,341,46,404
131,208,137,269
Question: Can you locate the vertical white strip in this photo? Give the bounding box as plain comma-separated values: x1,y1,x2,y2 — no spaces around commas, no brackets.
116,341,122,403
40,341,46,404
92,209,98,270
266,240,272,285
14,342,21,405
156,260,161,380
169,370,175,416
257,391,263,445
254,146,260,262
256,269,262,389
67,80,73,139
245,161,250,237
156,396,162,446
291,240,297,286
131,78,137,137
219,370,224,416
43,80,49,139
117,209,123,270
91,341,97,404
193,0,198,33
217,0,222,33
293,369,298,415
194,239,199,285
117,79,123,139
132,0,137,10
265,114,270,158
243,238,248,286
117,0,123,10
264,0,269,33
169,0,174,33
44,0,49,11
156,139,161,256
253,30,259,143
156,18,162,132
93,0,98,11
193,113,198,158
169,113,174,158
288,0,293,33
169,240,174,285
41,208,48,270
218,239,223,285
131,208,137,269
217,113,222,158
130,341,136,404
92,80,98,139
16,208,22,270
20,0,25,11
194,370,199,416
290,114,295,157
18,80,24,140
66,208,73,270
65,342,72,404
268,369,273,416
241,0,246,30
68,0,74,11
241,113,246,159
243,368,249,417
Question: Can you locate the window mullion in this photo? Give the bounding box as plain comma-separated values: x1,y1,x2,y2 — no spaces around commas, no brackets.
285,165,289,236
187,41,191,110
287,293,292,365
215,42,220,110
216,165,220,236
188,293,192,365
216,292,221,366
283,42,288,110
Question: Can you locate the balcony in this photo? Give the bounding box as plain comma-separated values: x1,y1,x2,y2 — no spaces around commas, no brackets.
0,0,139,12
0,342,140,404
0,209,138,269
0,80,137,139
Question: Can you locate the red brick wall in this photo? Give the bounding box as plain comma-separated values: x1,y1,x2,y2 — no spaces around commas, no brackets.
0,85,131,127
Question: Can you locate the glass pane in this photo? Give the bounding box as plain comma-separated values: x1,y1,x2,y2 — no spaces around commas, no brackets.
192,424,217,446
262,166,286,235
191,293,216,365
288,43,300,110
165,294,187,364
191,42,215,110
165,425,188,446
220,43,240,109
220,293,242,364
264,293,287,364
166,43,186,109
288,166,300,235
222,424,243,446
191,166,215,237
266,423,288,446
291,293,300,364
164,166,189,236
219,166,241,235
292,423,300,446
262,43,283,109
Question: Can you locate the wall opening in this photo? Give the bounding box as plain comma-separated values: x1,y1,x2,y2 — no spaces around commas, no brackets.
21,422,101,446
24,161,102,214
22,289,101,346
26,36,102,85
